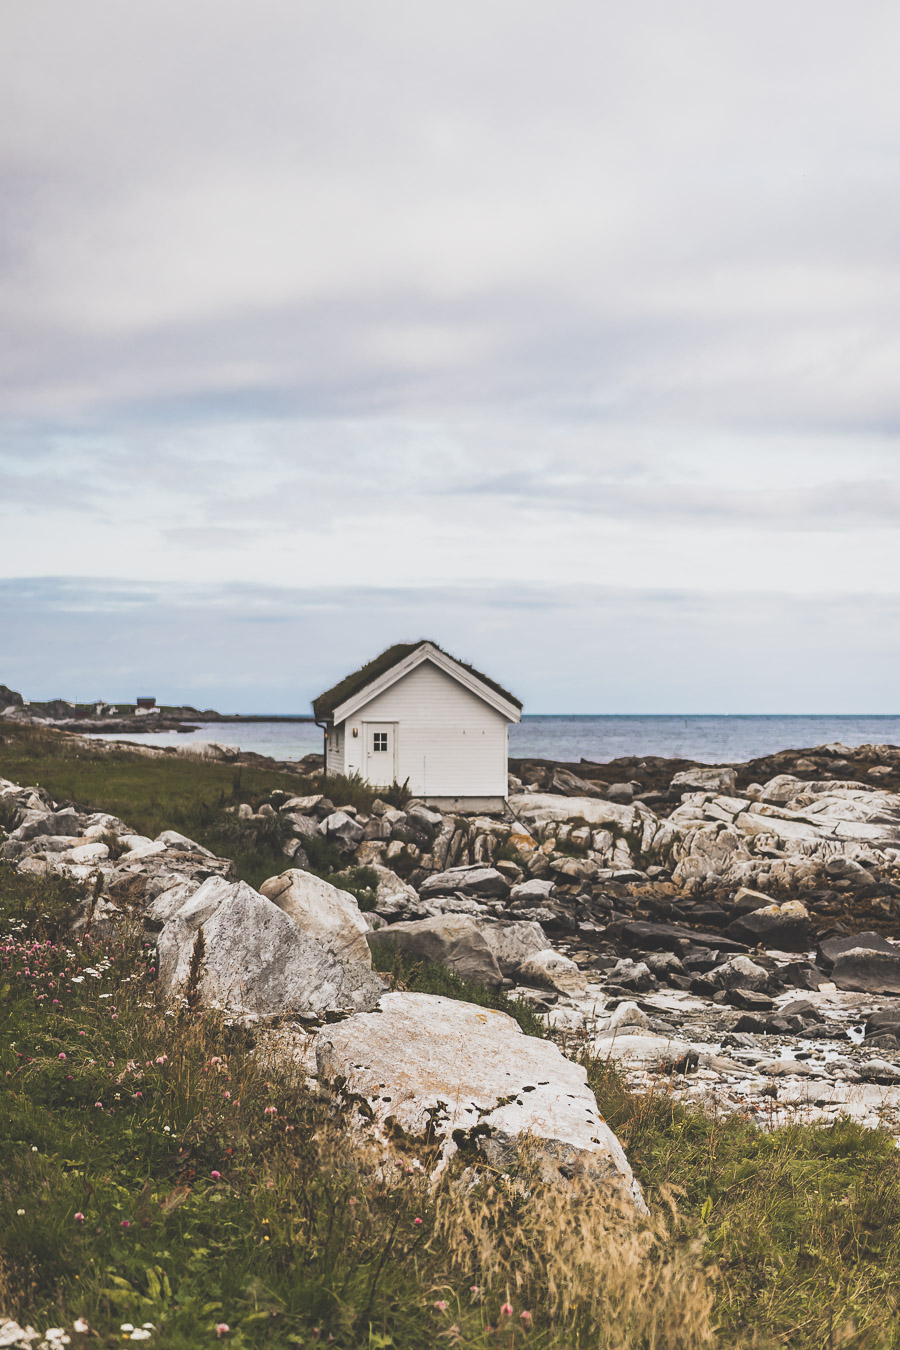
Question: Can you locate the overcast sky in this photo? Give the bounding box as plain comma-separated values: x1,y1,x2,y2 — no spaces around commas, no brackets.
2,1,900,712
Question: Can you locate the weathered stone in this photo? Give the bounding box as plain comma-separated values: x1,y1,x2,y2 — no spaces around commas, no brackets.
726,900,811,952
816,931,896,970
591,1031,693,1070
477,920,549,976
613,920,748,954
550,768,607,798
670,766,737,794
259,868,372,966
315,992,645,1206
831,949,900,995
406,804,443,832
157,879,384,1018
518,947,587,995
509,877,557,906
156,829,215,856
418,865,510,901
732,887,777,915
319,811,365,849
366,914,504,987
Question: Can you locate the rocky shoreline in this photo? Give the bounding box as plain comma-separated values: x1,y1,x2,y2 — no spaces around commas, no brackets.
0,683,315,736
6,731,900,1199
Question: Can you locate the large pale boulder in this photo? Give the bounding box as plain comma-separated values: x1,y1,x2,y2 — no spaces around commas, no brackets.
366,915,504,987
157,879,384,1018
418,865,510,901
509,877,557,906
315,992,645,1207
260,868,372,966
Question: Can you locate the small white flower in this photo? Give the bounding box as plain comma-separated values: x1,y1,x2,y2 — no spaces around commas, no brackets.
73,1320,90,1335
16,1208,25,1215
120,1326,134,1334
129,1332,151,1342
31,1146,38,1152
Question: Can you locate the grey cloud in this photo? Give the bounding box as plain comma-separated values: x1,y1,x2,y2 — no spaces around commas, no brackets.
4,576,900,715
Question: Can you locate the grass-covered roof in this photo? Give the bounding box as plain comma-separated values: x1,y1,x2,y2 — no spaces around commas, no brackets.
312,640,522,720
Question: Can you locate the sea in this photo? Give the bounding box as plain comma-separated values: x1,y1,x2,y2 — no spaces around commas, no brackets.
91,714,900,766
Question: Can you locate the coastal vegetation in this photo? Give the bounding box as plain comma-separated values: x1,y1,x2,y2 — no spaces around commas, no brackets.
4,726,900,1346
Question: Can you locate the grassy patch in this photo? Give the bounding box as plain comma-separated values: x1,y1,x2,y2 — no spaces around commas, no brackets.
331,867,380,912
588,1057,900,1347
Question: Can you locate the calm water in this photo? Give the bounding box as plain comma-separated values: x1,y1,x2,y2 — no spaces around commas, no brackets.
92,714,900,766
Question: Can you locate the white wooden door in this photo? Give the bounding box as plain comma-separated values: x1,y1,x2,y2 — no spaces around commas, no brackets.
363,722,397,786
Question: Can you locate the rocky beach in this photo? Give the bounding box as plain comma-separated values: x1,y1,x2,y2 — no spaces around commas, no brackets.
6,722,900,1154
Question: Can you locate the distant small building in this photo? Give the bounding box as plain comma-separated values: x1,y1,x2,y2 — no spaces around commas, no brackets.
135,697,157,710
312,641,522,811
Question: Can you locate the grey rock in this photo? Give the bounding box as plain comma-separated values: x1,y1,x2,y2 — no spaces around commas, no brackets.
831,949,900,995
732,887,777,916
477,919,549,976
319,811,365,850
671,766,737,794
418,864,510,901
725,900,811,952
259,868,372,966
315,991,646,1207
366,914,504,987
816,931,895,970
157,879,383,1018
517,947,587,995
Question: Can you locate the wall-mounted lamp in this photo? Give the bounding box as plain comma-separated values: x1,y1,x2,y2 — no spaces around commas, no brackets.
352,727,359,737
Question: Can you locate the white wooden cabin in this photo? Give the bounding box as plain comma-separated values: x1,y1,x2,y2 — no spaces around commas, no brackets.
312,641,522,811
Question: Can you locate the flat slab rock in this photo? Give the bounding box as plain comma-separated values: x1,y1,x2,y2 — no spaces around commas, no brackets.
315,991,646,1209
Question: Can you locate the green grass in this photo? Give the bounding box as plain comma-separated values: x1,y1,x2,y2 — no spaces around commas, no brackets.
587,1058,900,1347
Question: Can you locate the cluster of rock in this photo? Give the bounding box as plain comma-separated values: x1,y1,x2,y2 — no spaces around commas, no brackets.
0,775,644,1206
7,736,900,1188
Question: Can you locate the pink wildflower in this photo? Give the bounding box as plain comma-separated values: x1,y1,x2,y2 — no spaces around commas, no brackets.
413,1217,423,1225
264,1105,277,1116
211,1170,221,1180
120,1219,131,1228
520,1311,533,1325
58,1051,66,1059
74,1212,85,1224
215,1325,229,1338
433,1300,448,1312
501,1302,514,1317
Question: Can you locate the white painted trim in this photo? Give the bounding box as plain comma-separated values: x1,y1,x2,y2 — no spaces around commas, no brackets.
332,642,522,724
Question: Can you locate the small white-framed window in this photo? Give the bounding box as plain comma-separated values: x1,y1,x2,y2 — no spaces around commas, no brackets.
373,732,388,752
